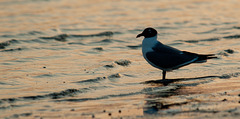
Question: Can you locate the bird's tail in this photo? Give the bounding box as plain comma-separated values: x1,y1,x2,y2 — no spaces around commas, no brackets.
182,51,218,63
195,54,218,63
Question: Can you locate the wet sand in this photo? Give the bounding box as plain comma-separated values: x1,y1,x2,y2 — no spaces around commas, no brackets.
1,0,240,118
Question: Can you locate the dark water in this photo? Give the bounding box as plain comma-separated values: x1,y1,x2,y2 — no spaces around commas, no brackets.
0,0,240,118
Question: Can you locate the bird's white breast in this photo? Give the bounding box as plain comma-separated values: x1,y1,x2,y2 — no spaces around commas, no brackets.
142,35,158,57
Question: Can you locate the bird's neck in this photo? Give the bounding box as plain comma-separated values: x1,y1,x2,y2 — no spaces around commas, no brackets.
142,35,158,48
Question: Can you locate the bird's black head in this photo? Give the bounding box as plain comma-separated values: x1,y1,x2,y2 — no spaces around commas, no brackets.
136,27,158,38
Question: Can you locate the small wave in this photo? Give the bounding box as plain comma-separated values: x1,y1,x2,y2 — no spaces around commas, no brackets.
108,73,121,79
224,49,234,54
182,37,220,43
114,59,131,66
92,47,104,51
39,31,118,42
68,42,85,45
201,38,220,42
223,34,240,39
127,44,142,49
219,72,240,79
39,34,68,42
0,48,22,52
217,49,235,56
233,26,240,29
181,34,240,43
0,82,8,85
89,39,126,46
144,100,188,114
156,26,180,30
122,74,136,77
0,88,91,105
23,39,48,43
167,43,184,46
90,39,114,44
70,31,116,37
0,87,108,110
55,86,179,103
104,64,115,68
74,73,121,84
193,28,217,34
6,112,32,119
32,88,82,99
18,31,44,36
54,91,142,102
74,77,107,84
0,104,28,110
0,34,15,38
0,39,19,49
183,40,199,43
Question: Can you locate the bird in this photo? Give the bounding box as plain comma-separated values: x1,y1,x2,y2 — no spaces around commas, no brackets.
136,27,217,80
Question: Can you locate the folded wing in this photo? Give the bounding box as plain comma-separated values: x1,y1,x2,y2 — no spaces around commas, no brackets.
146,51,198,70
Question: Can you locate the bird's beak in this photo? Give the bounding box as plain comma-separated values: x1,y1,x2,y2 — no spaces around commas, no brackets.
136,33,143,38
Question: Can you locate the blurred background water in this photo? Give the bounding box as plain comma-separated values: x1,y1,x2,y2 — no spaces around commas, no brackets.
0,0,240,118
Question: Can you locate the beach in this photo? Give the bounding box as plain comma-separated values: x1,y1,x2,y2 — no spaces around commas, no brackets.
0,0,240,118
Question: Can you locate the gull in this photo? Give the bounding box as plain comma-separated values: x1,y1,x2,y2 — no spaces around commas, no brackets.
136,27,217,80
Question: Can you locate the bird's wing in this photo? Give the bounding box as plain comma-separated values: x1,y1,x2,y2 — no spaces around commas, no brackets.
152,42,183,54
146,43,198,70
146,51,198,70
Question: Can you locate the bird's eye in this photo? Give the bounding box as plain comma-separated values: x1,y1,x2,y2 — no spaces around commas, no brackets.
148,29,151,33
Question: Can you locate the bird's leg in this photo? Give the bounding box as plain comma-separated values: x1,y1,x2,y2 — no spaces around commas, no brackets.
162,70,166,80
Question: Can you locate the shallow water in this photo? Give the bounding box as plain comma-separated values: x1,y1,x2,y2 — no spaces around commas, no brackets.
0,0,240,118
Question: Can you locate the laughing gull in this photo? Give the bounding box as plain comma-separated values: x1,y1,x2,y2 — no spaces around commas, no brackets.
136,27,217,80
